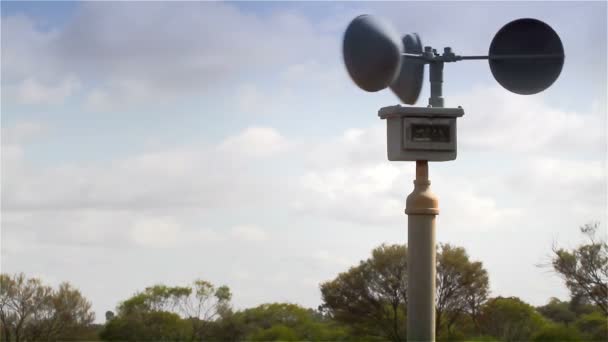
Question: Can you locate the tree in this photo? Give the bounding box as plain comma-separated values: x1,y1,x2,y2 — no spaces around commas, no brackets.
231,303,350,341
100,311,192,341
531,324,581,342
319,243,489,341
25,282,95,341
0,273,52,342
0,274,15,342
536,297,576,326
105,311,115,322
117,280,231,321
320,244,407,341
436,244,489,337
551,223,607,315
0,273,94,342
478,296,546,341
574,311,608,341
102,279,232,341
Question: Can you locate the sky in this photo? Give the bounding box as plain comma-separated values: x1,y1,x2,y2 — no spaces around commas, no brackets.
1,1,606,323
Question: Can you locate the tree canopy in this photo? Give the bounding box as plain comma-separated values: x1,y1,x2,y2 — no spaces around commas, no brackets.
478,296,546,342
0,273,95,342
319,243,490,341
100,279,232,341
551,223,608,315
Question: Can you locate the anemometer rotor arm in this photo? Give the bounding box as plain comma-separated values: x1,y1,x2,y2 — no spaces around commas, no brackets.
402,49,565,63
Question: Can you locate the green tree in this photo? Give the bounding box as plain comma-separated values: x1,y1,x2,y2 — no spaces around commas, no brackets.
478,296,546,341
320,244,407,340
235,303,350,341
551,223,607,314
574,311,608,341
436,244,489,338
536,297,576,326
117,280,232,321
568,293,599,316
101,279,231,341
531,323,581,341
319,243,489,341
104,311,115,322
249,324,298,341
0,273,95,342
0,273,52,342
25,282,95,341
100,311,192,341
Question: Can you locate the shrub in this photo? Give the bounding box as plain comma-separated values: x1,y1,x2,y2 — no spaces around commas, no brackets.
531,324,581,341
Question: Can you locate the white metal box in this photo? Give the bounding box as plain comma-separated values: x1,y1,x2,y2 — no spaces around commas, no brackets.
378,105,465,161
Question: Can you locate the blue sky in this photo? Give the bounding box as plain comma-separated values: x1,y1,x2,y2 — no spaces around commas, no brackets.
1,1,606,323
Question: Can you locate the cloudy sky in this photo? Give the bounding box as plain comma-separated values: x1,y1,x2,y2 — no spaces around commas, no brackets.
1,1,606,322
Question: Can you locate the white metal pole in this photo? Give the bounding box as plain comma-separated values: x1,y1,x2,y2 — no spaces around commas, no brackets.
406,160,438,341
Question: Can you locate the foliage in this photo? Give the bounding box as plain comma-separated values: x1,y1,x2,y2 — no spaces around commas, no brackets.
104,310,115,322
436,244,489,337
478,296,547,342
320,244,408,341
26,282,96,341
531,323,581,341
463,336,499,342
116,280,231,321
551,223,608,314
8,225,608,342
536,297,576,326
0,273,94,342
574,311,608,341
320,243,489,342
103,285,351,341
249,324,299,341
100,311,193,341
101,279,231,341
567,293,600,316
235,303,350,341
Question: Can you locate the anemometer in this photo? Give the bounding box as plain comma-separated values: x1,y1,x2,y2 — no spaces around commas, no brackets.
341,14,565,342
343,15,564,161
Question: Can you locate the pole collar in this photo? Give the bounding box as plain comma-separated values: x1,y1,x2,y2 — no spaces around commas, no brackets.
405,161,439,216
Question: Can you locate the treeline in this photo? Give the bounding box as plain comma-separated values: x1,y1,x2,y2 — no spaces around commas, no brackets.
0,274,97,341
1,224,606,341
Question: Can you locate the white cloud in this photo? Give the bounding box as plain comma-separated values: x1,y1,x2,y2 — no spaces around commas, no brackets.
452,86,605,155
83,88,113,112
186,228,225,244
0,14,59,82
83,78,179,112
1,2,338,109
280,60,345,92
1,121,48,144
230,225,268,242
1,126,291,212
439,189,523,231
218,126,289,158
296,163,405,224
235,84,265,113
303,125,387,169
292,123,525,229
130,217,181,248
14,76,81,105
506,158,606,219
312,250,351,267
